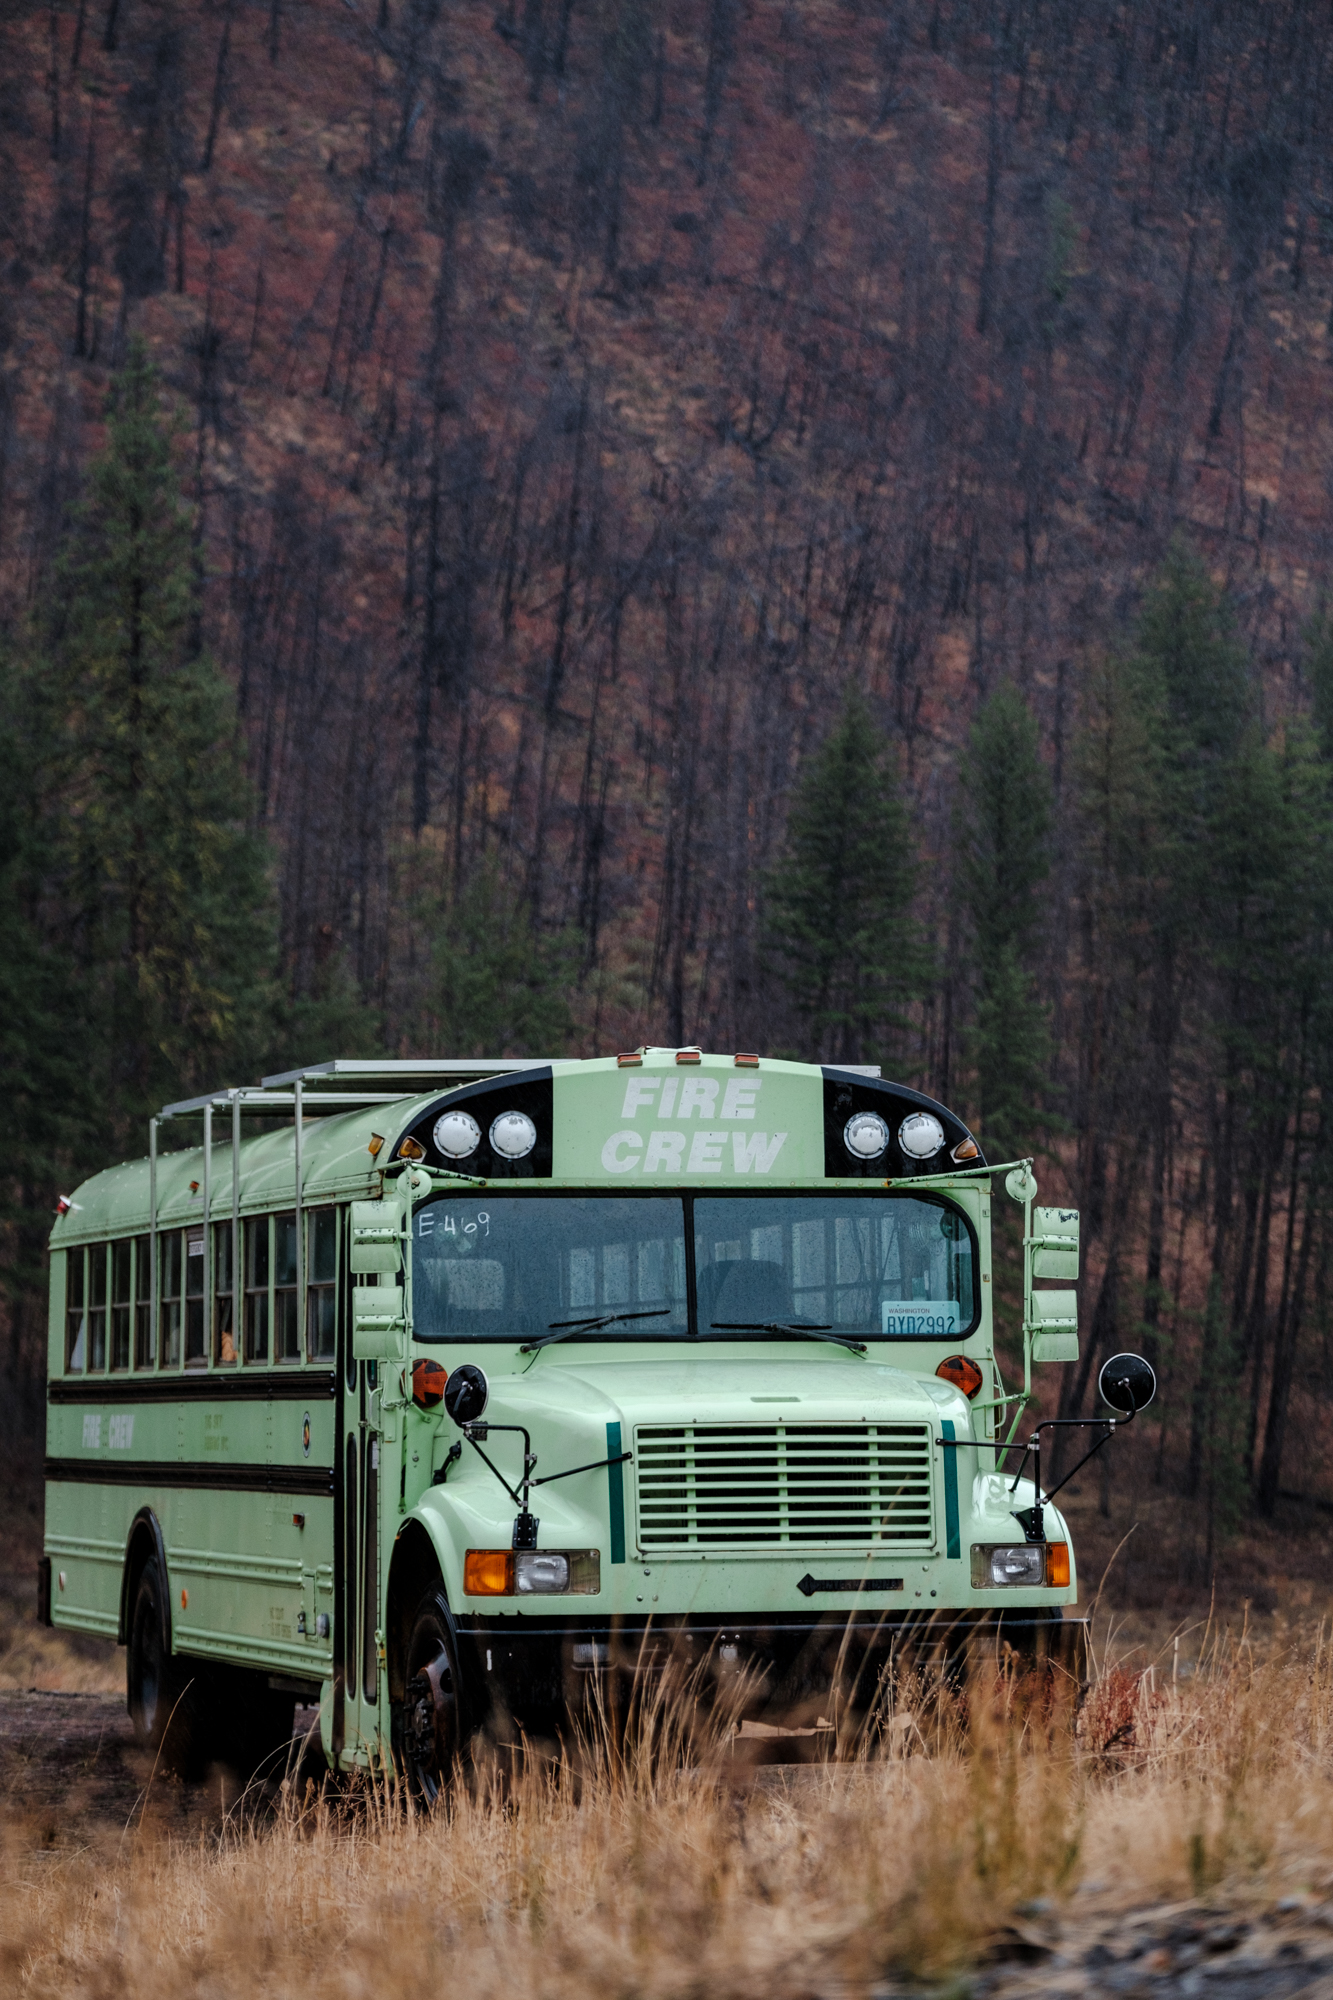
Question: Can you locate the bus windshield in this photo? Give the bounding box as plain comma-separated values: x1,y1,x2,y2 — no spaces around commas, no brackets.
410,1193,976,1343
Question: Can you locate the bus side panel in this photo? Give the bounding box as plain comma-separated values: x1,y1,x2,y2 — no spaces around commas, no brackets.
44,1479,125,1638
167,1487,334,1679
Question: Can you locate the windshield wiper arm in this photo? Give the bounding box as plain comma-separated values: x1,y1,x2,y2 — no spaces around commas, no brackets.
710,1320,867,1355
521,1307,672,1353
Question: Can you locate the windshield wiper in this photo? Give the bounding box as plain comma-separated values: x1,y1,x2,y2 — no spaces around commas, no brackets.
520,1307,672,1353
710,1320,867,1355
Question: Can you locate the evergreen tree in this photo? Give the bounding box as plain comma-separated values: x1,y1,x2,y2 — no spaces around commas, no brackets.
953,683,1053,1162
762,686,926,1065
427,857,578,1056
43,338,276,1137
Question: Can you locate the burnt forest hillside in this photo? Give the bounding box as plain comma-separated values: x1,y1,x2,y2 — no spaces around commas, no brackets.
5,0,1333,1561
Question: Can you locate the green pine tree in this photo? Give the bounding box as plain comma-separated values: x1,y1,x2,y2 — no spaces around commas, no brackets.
953,683,1053,1163
427,857,578,1056
43,337,277,1137
763,685,926,1065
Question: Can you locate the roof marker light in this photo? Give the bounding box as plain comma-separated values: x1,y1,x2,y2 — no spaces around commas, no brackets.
676,1048,702,1065
844,1111,890,1161
490,1110,537,1159
616,1051,643,1067
434,1109,481,1159
899,1112,945,1160
734,1053,760,1067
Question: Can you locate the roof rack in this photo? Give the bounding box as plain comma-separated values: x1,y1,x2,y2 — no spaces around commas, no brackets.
260,1057,550,1091
143,1059,553,1364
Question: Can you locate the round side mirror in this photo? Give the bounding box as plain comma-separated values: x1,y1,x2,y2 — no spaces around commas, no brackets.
444,1362,489,1427
1098,1352,1156,1415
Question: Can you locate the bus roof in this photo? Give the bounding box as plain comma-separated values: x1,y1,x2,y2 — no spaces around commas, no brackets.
49,1053,979,1245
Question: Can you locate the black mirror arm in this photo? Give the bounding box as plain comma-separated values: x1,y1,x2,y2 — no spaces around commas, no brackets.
1005,1407,1136,1541
462,1420,535,1510
531,1450,632,1488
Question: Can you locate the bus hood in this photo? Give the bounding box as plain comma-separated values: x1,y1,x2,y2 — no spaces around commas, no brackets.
491,1351,968,1434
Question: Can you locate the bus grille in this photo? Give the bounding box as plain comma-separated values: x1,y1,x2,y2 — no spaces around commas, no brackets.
633,1423,935,1552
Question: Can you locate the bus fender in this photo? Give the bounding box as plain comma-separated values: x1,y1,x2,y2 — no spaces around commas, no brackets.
119,1507,170,1651
386,1515,460,1707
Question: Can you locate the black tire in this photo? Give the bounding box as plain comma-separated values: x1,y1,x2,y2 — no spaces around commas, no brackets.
400,1584,464,1803
127,1553,199,1771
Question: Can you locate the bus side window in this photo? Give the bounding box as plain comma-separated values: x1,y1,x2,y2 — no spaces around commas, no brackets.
245,1216,270,1362
307,1209,336,1361
110,1239,132,1371
66,1249,86,1374
88,1244,108,1372
185,1230,206,1366
134,1234,154,1367
214,1222,237,1365
275,1212,299,1362
160,1231,183,1369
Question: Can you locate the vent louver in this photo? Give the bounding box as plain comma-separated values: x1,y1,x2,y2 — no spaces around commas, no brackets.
634,1422,934,1553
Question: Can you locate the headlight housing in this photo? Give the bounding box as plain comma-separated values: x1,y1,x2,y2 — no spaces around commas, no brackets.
844,1111,890,1160
490,1109,538,1159
434,1109,481,1158
464,1548,601,1596
970,1543,1070,1588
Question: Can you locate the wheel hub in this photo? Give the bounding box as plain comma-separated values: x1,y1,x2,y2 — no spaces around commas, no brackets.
404,1646,453,1778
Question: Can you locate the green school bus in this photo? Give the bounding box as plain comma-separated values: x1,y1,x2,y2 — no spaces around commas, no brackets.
41,1052,1152,1787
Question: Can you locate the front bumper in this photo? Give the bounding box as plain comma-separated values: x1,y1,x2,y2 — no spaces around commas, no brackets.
460,1607,1086,1728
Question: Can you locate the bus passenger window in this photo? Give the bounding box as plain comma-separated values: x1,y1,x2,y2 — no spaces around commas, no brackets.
275,1213,299,1361
110,1239,132,1371
185,1229,206,1366
66,1249,86,1373
134,1234,153,1367
214,1222,237,1364
307,1209,336,1361
245,1217,269,1362
160,1231,182,1367
88,1245,108,1371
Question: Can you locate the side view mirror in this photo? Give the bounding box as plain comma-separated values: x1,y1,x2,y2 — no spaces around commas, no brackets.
1099,1352,1157,1415
444,1363,489,1426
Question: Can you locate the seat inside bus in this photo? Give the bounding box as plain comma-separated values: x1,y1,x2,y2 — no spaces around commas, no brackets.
697,1257,794,1329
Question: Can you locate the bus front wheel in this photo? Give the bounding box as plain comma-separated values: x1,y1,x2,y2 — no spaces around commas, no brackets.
401,1584,462,1803
127,1553,195,1769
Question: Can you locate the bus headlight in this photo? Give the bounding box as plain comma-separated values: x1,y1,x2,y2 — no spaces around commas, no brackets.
971,1543,1069,1587
490,1110,538,1159
464,1549,601,1595
844,1111,889,1160
434,1110,481,1158
899,1112,945,1159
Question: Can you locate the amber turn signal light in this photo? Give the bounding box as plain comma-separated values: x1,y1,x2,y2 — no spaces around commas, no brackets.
367,1132,385,1158
412,1358,447,1409
398,1135,426,1161
936,1354,984,1398
464,1549,515,1596
951,1137,980,1163
1046,1542,1071,1588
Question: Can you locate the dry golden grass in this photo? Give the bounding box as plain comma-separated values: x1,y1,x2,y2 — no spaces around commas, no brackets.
5,1630,1333,1998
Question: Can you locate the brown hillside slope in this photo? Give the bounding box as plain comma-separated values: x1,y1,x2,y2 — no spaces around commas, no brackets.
1,0,1330,1048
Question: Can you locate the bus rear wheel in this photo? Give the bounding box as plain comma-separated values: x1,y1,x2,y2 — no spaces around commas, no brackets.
127,1553,196,1770
401,1585,462,1803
